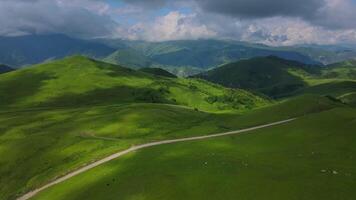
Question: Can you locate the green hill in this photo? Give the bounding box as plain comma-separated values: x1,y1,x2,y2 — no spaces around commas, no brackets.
138,68,177,78
0,94,341,200
194,56,318,98
0,64,14,74
32,107,356,200
321,60,356,79
0,55,268,112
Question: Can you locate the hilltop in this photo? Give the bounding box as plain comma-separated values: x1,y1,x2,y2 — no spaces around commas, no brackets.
194,56,319,98
0,55,268,112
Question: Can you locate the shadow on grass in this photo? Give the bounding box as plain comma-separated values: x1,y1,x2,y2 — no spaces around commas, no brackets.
0,71,55,107
38,86,174,108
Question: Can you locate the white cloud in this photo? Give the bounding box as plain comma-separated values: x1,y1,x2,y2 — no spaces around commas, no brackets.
0,0,117,38
120,11,216,41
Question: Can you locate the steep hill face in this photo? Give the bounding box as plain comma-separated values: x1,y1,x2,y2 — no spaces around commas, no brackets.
0,34,115,67
194,56,318,98
0,56,268,112
0,64,13,74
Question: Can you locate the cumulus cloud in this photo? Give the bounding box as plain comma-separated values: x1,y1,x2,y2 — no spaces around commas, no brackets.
1,0,356,45
121,11,216,41
0,0,117,38
238,17,356,45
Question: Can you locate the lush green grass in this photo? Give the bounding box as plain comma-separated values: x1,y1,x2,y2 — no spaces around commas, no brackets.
0,104,219,200
0,55,352,200
0,95,339,200
32,107,356,200
0,56,268,113
322,60,356,79
194,56,319,98
294,80,356,99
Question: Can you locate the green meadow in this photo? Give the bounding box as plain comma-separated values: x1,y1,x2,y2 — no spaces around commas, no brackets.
32,107,356,200
0,55,355,200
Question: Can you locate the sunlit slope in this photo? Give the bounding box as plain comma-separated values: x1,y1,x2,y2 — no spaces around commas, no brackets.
32,106,356,200
322,59,356,79
0,94,340,200
194,56,318,98
0,56,268,112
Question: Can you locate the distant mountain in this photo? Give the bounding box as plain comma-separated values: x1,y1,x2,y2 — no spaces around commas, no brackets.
194,56,319,98
139,68,177,78
280,44,356,65
0,64,14,74
103,40,321,73
0,34,115,67
104,49,153,69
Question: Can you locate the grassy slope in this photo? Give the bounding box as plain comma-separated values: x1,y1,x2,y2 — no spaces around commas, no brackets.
292,60,356,100
0,55,268,113
0,56,271,199
194,56,318,98
138,68,177,78
194,56,356,101
0,95,339,200
322,60,356,79
0,56,352,200
32,106,356,200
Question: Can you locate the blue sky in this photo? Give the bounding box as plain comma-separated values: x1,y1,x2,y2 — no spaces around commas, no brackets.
1,0,356,45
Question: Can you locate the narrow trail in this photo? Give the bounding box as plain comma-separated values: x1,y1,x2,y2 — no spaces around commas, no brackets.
17,118,296,200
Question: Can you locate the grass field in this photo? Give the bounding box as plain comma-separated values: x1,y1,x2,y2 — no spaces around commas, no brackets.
0,56,267,113
0,95,339,200
31,107,356,200
1,56,354,200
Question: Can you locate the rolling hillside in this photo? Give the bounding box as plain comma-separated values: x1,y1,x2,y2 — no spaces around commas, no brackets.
0,94,342,200
0,55,268,112
321,59,356,79
194,56,319,98
32,106,356,200
1,56,352,200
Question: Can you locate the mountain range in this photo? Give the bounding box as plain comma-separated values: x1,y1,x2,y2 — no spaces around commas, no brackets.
2,34,356,76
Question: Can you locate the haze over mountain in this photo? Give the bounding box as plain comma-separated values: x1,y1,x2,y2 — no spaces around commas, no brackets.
0,34,115,67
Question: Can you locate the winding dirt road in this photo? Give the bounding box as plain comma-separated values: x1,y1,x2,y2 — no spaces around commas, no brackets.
17,118,296,200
